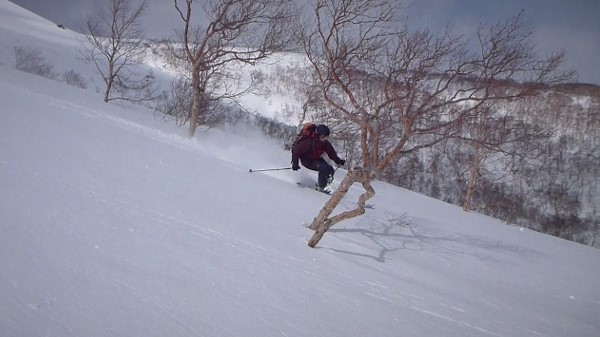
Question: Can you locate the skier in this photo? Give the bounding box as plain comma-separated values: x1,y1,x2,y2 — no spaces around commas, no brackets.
291,124,345,192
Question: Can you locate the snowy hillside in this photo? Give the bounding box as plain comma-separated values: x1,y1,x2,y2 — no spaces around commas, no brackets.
1,1,600,336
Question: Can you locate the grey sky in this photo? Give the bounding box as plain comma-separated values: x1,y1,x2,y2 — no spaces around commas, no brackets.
9,0,600,85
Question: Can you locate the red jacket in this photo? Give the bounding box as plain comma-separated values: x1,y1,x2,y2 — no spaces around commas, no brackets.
292,132,343,167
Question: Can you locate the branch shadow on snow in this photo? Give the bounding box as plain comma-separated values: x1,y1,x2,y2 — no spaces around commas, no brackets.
320,212,545,264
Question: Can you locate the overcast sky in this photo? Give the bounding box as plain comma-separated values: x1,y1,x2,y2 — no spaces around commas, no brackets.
10,0,600,85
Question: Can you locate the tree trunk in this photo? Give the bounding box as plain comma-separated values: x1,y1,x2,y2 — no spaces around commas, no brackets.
463,166,478,211
463,142,482,211
308,167,375,247
104,63,114,103
188,69,201,138
103,82,111,103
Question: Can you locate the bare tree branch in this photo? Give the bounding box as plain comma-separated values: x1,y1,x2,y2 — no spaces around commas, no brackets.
301,0,573,247
79,0,159,103
172,0,296,137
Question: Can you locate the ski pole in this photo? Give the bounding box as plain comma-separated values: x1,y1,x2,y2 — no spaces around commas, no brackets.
248,167,292,173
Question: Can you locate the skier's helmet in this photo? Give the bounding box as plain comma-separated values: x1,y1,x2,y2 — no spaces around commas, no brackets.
316,124,330,137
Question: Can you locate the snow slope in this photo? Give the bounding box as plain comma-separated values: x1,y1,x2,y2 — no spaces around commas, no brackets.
1,1,600,336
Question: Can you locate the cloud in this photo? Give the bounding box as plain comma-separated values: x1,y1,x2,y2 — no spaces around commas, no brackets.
535,26,600,84
139,2,183,39
403,0,600,84
9,0,600,84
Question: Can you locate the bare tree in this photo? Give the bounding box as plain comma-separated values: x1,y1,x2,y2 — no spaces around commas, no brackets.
14,46,58,80
301,1,572,247
172,0,296,138
459,102,552,211
80,0,158,103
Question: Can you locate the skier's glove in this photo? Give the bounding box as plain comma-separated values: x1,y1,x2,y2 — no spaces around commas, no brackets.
292,163,300,171
337,159,346,166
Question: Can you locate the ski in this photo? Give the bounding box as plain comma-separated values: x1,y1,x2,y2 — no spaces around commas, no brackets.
296,182,331,195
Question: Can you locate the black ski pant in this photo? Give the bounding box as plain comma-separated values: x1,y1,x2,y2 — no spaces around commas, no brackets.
303,158,334,188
